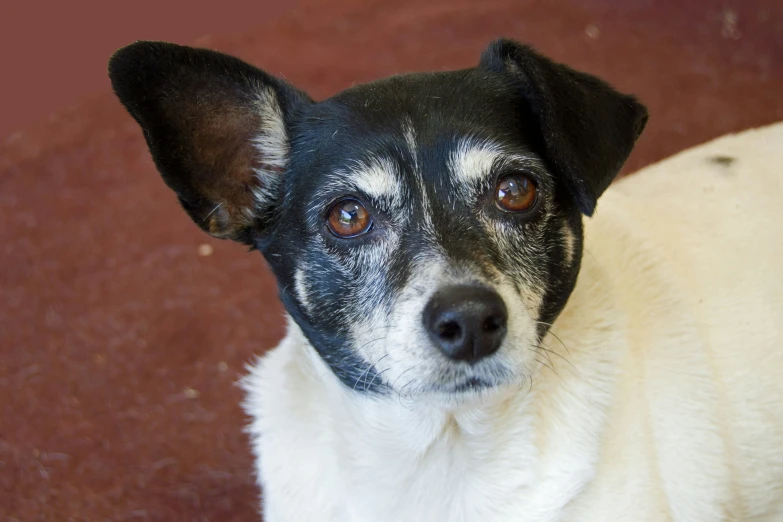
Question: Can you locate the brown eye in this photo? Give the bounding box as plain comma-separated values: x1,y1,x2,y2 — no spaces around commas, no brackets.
327,199,372,238
496,173,538,212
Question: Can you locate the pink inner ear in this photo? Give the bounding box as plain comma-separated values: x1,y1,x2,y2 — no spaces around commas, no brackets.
166,89,289,240
108,41,307,243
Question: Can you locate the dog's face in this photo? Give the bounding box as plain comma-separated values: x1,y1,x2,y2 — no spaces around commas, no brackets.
109,40,646,398
267,74,586,397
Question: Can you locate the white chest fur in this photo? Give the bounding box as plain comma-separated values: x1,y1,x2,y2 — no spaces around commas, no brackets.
243,123,783,522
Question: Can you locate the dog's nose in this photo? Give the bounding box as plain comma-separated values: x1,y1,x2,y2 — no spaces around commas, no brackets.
423,285,508,363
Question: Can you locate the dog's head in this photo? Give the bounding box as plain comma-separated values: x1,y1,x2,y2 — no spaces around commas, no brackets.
109,40,646,399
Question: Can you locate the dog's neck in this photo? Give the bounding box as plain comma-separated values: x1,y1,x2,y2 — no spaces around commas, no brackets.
281,237,628,517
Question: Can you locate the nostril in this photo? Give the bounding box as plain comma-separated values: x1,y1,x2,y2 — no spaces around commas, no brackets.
483,315,504,333
437,320,462,341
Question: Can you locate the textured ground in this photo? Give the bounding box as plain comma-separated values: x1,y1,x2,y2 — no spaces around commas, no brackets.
2,0,782,520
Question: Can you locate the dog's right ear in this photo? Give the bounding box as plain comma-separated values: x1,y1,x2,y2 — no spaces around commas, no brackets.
480,39,648,216
108,41,310,244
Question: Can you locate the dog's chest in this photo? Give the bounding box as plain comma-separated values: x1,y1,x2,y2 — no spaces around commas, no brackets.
248,333,609,522
333,412,541,522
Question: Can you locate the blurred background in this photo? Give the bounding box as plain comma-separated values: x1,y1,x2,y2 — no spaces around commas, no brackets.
1,0,782,520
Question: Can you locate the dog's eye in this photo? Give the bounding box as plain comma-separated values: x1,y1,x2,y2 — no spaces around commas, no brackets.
327,199,372,238
496,173,537,212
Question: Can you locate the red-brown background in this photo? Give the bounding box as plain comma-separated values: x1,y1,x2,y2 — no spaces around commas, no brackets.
0,1,298,142
2,0,782,520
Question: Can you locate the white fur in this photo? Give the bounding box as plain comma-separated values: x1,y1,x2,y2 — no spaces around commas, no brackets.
313,155,408,221
346,257,539,395
562,222,576,265
251,87,289,207
449,138,504,195
448,138,546,202
403,118,419,170
404,121,437,236
293,267,312,314
349,156,404,205
243,123,783,521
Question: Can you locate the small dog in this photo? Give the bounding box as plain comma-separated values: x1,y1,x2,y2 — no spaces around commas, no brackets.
109,39,783,521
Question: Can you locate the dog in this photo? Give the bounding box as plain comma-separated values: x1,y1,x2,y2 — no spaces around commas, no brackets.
108,39,783,521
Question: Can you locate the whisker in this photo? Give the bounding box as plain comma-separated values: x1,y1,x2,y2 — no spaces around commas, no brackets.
532,354,558,377
204,203,222,219
538,342,577,371
398,375,420,400
357,336,388,352
391,366,415,390
537,325,571,355
515,375,527,395
353,353,389,391
536,343,555,368
363,354,390,388
366,367,391,391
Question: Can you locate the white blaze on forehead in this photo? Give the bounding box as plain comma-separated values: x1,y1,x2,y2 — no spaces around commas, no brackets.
402,119,436,235
403,120,419,170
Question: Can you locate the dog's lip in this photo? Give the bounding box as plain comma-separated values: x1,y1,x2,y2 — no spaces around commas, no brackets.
446,377,494,393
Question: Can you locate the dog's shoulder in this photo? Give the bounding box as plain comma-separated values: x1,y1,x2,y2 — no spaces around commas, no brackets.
571,122,783,521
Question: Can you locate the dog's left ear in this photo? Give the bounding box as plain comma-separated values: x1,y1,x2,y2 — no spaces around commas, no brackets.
109,41,311,244
480,39,648,216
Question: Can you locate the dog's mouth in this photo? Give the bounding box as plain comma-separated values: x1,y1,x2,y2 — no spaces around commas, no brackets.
402,354,522,398
421,369,513,397
449,377,493,393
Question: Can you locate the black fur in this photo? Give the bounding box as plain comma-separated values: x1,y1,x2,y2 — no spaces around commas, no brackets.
108,39,647,393
108,41,310,243
480,39,648,216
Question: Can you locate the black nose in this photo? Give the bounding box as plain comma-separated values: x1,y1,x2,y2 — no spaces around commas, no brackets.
423,285,508,363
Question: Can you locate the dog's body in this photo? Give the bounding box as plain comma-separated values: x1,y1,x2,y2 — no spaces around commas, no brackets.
108,40,783,521
245,123,783,522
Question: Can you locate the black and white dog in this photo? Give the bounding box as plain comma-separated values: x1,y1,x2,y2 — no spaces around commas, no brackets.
109,39,783,521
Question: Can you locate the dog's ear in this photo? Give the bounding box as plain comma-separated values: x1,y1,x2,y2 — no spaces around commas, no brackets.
480,39,648,216
108,41,310,243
